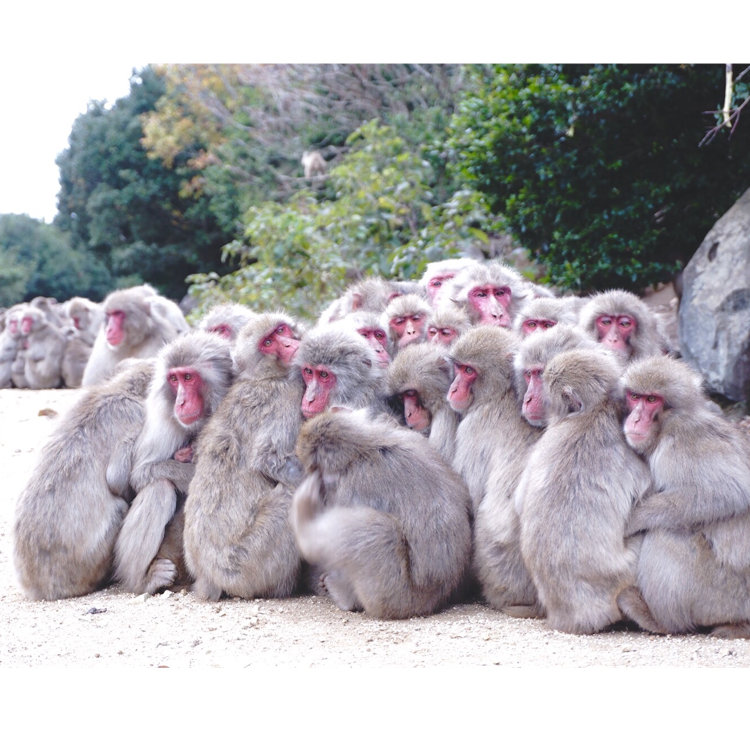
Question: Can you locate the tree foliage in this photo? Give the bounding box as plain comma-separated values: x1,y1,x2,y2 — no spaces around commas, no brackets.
0,214,110,307
55,66,233,300
188,120,501,321
448,64,750,292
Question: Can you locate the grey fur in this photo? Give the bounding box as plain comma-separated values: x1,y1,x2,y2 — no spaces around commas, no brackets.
113,331,234,594
516,348,651,634
12,360,154,600
290,409,472,619
184,312,305,601
617,355,750,636
21,307,66,389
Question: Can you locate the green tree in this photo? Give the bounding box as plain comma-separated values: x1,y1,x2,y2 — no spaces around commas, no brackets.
55,66,233,300
448,64,750,292
188,120,501,321
0,214,111,306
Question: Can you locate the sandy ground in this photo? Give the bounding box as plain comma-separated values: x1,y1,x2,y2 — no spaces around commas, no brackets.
2,385,750,674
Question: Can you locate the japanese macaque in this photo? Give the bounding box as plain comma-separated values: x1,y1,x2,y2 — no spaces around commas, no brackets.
7,303,30,388
184,312,305,601
446,326,541,612
316,277,421,326
384,293,431,351
514,295,582,338
113,332,234,594
425,306,472,348
443,260,528,329
30,296,66,327
0,303,27,387
616,356,750,638
515,324,595,427
578,289,664,362
82,284,190,386
61,297,105,388
295,325,387,418
387,342,459,462
337,311,392,368
13,360,154,600
290,408,472,619
21,306,67,389
420,257,481,307
197,302,257,342
516,348,651,634
301,149,327,180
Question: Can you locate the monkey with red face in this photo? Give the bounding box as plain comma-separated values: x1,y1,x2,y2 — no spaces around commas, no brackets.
442,260,528,329
197,302,257,342
420,257,481,307
383,294,431,351
514,295,583,338
578,289,664,362
334,311,392,369
113,331,234,594
425,306,472,348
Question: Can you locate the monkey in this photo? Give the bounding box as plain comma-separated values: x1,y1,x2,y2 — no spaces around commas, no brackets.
290,408,472,619
196,302,257,342
29,296,66,328
335,310,392,368
445,326,543,612
183,312,306,601
515,324,595,427
442,260,529,329
12,359,155,600
20,306,67,389
513,295,583,338
316,277,421,326
301,149,327,180
82,284,190,386
0,303,27,388
578,289,665,362
294,325,388,418
383,293,431,351
61,298,105,388
615,355,750,638
420,257,481,307
425,305,472,348
386,342,459,462
112,331,234,594
515,348,651,634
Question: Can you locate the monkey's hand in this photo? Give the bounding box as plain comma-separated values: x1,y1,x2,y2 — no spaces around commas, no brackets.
625,491,689,535
174,444,194,463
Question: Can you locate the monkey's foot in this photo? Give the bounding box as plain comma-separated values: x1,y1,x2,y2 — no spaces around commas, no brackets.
501,603,544,619
191,577,223,602
616,586,668,634
710,622,750,640
320,571,360,612
144,557,177,594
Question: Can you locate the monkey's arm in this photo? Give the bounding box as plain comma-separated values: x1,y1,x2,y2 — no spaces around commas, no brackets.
626,487,748,535
131,459,195,494
106,440,137,497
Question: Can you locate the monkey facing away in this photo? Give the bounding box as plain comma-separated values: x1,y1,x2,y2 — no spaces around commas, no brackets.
290,408,472,619
617,355,750,638
184,312,305,601
516,348,651,634
13,360,154,600
113,331,234,594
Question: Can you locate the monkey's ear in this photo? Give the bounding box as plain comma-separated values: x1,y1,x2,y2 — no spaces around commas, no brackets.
351,293,363,311
562,386,583,414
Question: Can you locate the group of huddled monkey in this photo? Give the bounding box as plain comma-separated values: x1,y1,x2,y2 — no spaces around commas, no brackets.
11,257,750,639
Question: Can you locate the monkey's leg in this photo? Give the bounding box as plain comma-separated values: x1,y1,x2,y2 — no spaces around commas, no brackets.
320,570,361,612
710,622,750,639
616,586,669,634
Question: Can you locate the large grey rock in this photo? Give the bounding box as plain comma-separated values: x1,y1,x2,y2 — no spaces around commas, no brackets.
679,187,750,401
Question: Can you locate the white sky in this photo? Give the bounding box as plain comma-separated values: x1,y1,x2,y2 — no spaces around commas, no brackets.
0,3,742,223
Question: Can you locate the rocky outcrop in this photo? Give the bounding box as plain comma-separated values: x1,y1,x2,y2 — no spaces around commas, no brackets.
679,187,750,401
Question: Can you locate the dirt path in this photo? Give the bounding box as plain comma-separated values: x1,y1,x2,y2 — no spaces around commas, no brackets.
1,387,749,670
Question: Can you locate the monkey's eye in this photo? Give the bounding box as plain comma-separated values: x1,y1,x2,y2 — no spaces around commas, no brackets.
262,338,273,348
374,330,386,340
619,316,633,328
393,317,405,326
600,316,613,326
646,394,658,403
429,279,442,287
441,329,454,337
428,327,438,336
183,372,193,381
318,370,330,380
543,321,555,328
411,314,422,322
464,366,474,376
526,321,537,329
472,289,487,298
303,367,312,376
168,373,178,384
494,287,508,298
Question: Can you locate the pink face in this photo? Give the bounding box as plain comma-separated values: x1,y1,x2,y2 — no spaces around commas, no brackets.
301,364,337,418
595,314,636,355
208,323,233,340
521,366,546,426
258,322,299,366
401,389,431,432
105,310,126,347
72,316,82,330
468,284,512,327
521,318,557,337
389,313,426,350
167,367,206,427
425,272,455,305
623,390,664,452
357,326,391,367
427,325,458,347
20,315,33,335
448,362,477,412
8,318,18,335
